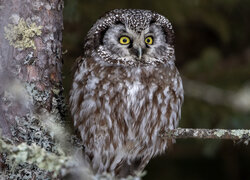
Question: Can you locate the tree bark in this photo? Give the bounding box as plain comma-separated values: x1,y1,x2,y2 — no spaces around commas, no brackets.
0,0,64,179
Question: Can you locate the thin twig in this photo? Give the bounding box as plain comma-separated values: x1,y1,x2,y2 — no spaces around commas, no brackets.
162,128,250,144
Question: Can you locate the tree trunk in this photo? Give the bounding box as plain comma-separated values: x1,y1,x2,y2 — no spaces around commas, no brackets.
0,0,64,179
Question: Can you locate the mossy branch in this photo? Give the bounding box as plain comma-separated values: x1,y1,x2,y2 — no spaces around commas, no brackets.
162,128,250,144
0,137,67,177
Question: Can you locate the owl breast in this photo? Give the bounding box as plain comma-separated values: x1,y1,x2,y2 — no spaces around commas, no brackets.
70,57,184,176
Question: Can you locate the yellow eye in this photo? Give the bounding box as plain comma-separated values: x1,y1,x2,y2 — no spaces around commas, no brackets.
119,36,130,45
145,36,153,45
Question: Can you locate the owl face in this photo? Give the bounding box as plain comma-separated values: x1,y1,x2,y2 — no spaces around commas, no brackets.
84,9,175,66
102,23,171,63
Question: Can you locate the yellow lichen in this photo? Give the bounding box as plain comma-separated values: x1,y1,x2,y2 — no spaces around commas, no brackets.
4,18,42,50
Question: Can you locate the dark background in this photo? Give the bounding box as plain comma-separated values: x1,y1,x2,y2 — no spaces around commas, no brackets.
62,0,250,179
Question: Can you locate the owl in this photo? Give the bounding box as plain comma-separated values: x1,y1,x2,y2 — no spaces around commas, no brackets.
69,9,184,178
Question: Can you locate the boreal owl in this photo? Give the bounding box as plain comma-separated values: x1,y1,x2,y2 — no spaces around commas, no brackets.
69,9,184,178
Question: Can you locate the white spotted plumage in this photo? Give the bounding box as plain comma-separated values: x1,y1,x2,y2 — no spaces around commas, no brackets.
69,9,184,178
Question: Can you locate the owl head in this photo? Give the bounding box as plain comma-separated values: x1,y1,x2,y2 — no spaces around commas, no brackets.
84,9,175,66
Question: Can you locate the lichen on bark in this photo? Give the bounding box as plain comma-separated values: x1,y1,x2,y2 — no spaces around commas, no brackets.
4,18,42,50
0,136,67,178
0,0,65,179
164,128,250,145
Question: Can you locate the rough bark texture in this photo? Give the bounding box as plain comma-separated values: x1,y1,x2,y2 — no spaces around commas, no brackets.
0,0,64,179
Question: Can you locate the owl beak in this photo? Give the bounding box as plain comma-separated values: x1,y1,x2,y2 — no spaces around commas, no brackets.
137,47,142,60
132,46,142,60
131,45,143,60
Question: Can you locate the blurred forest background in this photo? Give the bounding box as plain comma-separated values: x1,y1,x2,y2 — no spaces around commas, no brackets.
62,0,250,180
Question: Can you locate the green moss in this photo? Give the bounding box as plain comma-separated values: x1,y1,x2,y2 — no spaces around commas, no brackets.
4,18,42,50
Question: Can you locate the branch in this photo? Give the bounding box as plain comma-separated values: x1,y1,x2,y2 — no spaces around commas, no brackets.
1,128,249,179
162,128,250,144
